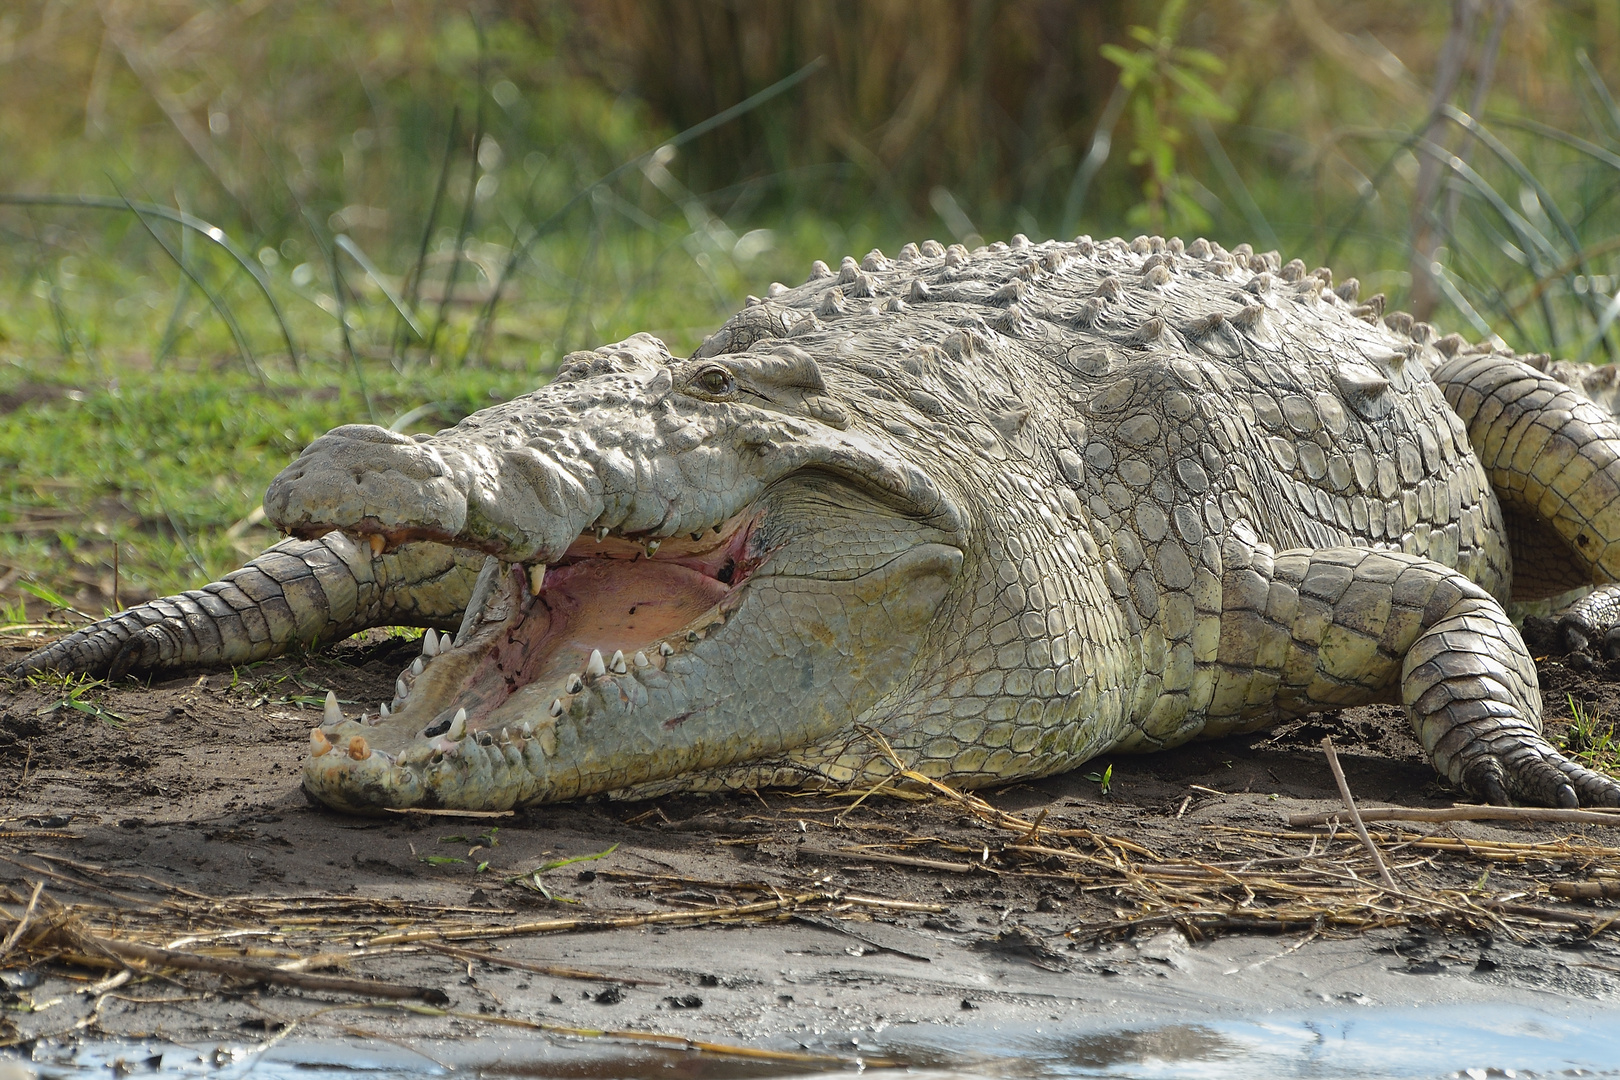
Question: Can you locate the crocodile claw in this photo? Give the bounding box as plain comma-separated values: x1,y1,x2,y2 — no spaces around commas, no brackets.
1458,728,1620,808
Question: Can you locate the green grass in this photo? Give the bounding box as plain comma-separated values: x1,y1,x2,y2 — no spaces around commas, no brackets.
1559,694,1620,776
0,204,900,618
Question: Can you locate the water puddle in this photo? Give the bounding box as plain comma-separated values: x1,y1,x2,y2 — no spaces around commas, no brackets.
891,1004,1620,1077
7,1004,1619,1079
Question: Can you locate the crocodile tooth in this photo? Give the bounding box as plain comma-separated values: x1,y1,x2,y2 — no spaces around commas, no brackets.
379,701,390,717
323,690,343,727
634,651,650,669
644,540,660,557
550,698,563,717
659,641,674,656
610,649,628,674
396,677,409,701
369,534,386,557
310,729,332,757
347,735,370,761
528,565,546,595
409,657,425,677
587,649,607,678
596,526,610,542
448,708,467,742
423,628,439,657
691,532,704,542
565,673,583,694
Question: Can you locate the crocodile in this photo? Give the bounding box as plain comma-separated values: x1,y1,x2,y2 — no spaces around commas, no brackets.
12,233,1620,814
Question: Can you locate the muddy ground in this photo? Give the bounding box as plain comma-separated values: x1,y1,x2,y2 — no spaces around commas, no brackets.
3,622,1620,1070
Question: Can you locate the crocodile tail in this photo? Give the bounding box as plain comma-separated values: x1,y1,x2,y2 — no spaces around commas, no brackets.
1435,352,1620,593
3,534,476,680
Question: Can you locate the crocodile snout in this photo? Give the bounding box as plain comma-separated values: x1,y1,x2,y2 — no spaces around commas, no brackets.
265,423,472,544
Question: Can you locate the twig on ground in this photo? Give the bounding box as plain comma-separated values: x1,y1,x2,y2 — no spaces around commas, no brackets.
70,932,450,1003
1320,736,1399,890
1289,805,1620,827
368,891,829,946
798,845,982,874
0,880,44,957
419,942,663,985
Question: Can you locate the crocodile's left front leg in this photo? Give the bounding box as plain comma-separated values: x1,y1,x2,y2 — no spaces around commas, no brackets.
1208,532,1619,807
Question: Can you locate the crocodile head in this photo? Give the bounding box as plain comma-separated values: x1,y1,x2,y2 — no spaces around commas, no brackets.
270,334,967,810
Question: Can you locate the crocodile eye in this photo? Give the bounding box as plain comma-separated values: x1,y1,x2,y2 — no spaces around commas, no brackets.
692,366,735,398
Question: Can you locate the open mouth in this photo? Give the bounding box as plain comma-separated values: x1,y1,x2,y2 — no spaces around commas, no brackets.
306,511,762,777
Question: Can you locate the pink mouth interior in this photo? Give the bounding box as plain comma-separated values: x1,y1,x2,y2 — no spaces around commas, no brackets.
419,515,759,732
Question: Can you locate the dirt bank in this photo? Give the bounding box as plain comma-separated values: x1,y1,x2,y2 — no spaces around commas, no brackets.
3,625,1620,1066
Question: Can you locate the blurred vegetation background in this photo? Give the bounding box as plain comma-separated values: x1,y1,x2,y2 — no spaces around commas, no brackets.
2,0,1620,626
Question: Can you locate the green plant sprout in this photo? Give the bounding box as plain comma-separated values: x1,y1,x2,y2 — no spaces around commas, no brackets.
1099,0,1235,234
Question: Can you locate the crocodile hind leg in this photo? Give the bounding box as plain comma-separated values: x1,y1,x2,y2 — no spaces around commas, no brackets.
1433,352,1620,650
2,535,481,680
1209,532,1619,807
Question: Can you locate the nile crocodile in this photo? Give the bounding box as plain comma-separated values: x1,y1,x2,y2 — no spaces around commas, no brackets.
12,234,1620,814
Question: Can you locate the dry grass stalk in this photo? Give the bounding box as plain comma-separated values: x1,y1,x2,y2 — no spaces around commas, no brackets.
419,942,664,985
1289,805,1620,827
1320,735,1399,889
365,890,942,946
68,932,449,1003
834,730,1620,945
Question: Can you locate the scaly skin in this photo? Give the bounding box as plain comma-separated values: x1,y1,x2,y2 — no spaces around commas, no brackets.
10,233,1620,812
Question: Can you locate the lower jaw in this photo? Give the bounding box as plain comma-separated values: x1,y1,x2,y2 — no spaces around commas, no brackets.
302,525,755,810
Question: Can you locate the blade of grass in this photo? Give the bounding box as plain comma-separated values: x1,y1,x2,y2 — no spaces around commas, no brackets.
336,233,423,340
154,193,193,365
1441,105,1615,351
1330,128,1567,346
1060,77,1129,239
1194,116,1279,251
557,218,602,356
397,106,459,362
464,55,828,366
1324,127,1423,267
428,18,486,369
1411,135,1565,349
1577,48,1620,143
29,214,74,362
114,186,266,385
0,193,301,368
322,228,378,425
1580,293,1620,363
1488,115,1620,172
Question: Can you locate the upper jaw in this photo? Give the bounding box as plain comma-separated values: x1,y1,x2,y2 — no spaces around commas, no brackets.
262,363,965,565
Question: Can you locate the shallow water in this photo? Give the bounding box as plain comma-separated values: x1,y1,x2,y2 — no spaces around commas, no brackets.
12,1004,1620,1080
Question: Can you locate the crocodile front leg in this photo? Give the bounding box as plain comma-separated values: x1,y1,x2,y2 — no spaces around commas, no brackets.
1212,533,1618,808
2,535,480,680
